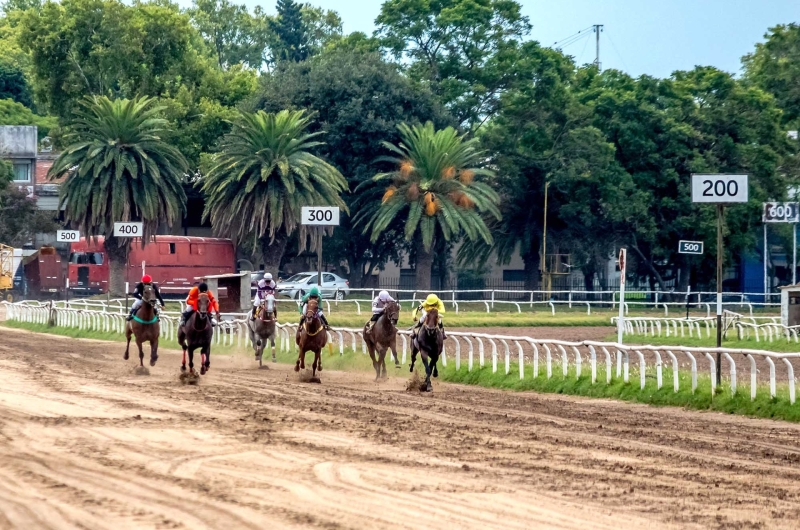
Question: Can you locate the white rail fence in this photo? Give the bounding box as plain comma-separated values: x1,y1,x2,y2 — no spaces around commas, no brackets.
48,293,781,316
4,301,799,404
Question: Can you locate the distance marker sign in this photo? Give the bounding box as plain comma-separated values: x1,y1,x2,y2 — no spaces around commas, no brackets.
691,174,748,203
301,206,340,226
113,222,143,237
678,240,704,255
56,230,80,243
763,202,800,223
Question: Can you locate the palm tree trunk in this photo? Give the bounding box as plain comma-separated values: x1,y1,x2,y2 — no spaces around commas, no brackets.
260,231,290,275
104,236,129,297
415,243,434,291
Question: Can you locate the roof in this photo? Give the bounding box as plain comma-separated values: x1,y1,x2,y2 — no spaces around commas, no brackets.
195,272,249,280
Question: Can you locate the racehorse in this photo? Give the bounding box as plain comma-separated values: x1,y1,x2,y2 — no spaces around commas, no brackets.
124,284,160,367
409,308,443,392
295,297,326,381
250,294,278,367
178,293,214,375
364,300,400,380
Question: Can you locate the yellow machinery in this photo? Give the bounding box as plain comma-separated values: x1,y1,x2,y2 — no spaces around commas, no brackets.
0,244,14,301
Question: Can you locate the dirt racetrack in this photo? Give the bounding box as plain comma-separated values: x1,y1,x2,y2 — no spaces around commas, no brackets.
2,328,800,529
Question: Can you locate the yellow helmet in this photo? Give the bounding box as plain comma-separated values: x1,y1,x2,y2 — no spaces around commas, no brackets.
425,294,440,306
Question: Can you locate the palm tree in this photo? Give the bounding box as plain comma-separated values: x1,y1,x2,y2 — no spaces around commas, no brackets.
201,109,347,272
356,122,501,290
50,96,187,295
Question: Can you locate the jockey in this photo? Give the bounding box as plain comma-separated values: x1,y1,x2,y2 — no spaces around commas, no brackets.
412,293,446,338
251,273,277,319
181,282,220,326
298,286,330,330
366,290,395,333
127,275,164,321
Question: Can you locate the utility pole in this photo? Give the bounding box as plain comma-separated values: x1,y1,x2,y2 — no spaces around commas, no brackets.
594,24,604,70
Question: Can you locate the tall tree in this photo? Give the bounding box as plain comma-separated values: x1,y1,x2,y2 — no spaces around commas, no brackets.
17,0,211,117
49,97,187,295
189,0,272,70
743,23,800,127
201,109,348,272
376,0,531,129
269,0,308,63
0,60,32,107
252,50,449,286
357,122,501,289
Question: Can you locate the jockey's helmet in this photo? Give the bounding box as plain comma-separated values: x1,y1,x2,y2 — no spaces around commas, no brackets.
379,290,391,301
142,274,152,283
265,272,273,280
425,294,440,306
257,279,267,289
198,282,208,292
308,286,321,297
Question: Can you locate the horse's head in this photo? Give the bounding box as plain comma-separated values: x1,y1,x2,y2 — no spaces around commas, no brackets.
197,292,210,317
423,308,439,335
260,294,276,320
305,297,319,323
385,300,400,326
142,284,157,306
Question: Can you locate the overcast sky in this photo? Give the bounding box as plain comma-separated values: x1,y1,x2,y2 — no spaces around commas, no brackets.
193,0,797,78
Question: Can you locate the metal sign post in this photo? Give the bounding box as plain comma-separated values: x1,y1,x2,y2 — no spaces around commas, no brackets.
301,206,340,290
692,174,748,386
617,248,626,345
114,222,142,299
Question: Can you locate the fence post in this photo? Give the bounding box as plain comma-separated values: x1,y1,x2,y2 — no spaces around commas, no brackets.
491,290,495,309
568,290,572,309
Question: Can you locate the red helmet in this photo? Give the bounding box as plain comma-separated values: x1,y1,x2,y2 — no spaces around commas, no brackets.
142,274,152,283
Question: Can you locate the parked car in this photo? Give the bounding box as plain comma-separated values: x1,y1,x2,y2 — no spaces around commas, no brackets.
277,271,350,300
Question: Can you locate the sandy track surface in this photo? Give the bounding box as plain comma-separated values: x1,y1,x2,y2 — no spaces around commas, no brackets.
1,328,800,529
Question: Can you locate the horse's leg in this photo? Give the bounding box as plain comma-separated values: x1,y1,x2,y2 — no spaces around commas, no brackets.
432,350,440,378
410,348,417,373
135,338,145,367
390,337,400,368
150,336,159,367
188,348,195,374
201,344,210,375
295,343,302,372
420,350,432,391
270,336,277,363
124,324,131,360
377,345,387,379
366,339,380,381
313,350,321,380
181,348,187,372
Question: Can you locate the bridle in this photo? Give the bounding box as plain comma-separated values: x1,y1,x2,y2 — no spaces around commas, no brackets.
194,293,210,331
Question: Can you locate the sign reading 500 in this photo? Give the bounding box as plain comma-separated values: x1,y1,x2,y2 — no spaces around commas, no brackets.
113,222,143,237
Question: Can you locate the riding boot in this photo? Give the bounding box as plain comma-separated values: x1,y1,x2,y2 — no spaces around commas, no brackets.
439,322,446,339
298,315,304,331
251,306,257,320
320,314,331,331
126,307,136,321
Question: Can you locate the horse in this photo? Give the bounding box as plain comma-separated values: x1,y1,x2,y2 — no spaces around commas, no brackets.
409,308,443,392
178,293,214,375
363,300,401,380
250,294,278,367
124,284,160,367
295,297,326,381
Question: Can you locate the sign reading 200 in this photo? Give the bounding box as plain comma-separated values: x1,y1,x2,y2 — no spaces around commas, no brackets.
691,174,748,204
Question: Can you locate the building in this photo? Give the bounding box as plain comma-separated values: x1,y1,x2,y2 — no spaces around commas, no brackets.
0,126,38,199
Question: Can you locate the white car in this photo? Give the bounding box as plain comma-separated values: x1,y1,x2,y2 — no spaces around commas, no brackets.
277,272,350,300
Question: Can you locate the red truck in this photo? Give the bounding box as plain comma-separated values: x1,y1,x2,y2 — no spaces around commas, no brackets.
68,236,236,296
23,246,65,297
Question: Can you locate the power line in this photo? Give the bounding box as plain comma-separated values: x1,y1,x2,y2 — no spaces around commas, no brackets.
605,30,629,73
552,26,594,50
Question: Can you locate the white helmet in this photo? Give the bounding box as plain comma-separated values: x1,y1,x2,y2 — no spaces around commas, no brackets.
265,272,273,281
257,279,267,289
379,290,391,301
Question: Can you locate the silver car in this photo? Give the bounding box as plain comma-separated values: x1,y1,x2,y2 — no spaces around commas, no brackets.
277,271,350,300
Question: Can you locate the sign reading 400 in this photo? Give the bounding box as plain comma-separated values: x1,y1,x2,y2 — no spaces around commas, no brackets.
113,222,143,237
